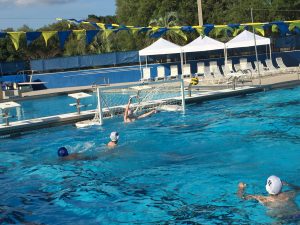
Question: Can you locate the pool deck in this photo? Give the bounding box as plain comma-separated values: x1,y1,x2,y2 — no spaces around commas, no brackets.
0,71,299,136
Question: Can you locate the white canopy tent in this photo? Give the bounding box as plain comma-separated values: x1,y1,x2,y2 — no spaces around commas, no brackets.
224,30,272,75
225,30,271,50
182,35,225,53
182,35,225,65
138,38,183,80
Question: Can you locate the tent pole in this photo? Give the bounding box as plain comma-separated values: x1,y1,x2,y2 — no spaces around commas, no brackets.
139,55,143,81
146,56,148,68
180,51,184,78
224,47,227,76
251,8,261,86
269,44,272,60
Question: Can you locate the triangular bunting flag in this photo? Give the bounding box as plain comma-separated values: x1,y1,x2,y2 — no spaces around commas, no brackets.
26,32,42,46
86,30,100,45
0,32,7,38
73,30,86,41
58,30,72,49
42,31,57,46
8,32,23,50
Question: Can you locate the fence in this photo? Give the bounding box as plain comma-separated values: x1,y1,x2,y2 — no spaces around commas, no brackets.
0,61,26,75
30,51,140,72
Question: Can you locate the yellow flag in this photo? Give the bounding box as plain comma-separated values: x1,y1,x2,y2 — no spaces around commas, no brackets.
8,32,23,50
96,23,106,30
170,27,187,41
289,22,300,31
42,31,57,46
151,26,160,33
130,27,140,35
252,25,265,36
103,29,114,39
73,30,86,41
193,26,204,36
233,26,246,36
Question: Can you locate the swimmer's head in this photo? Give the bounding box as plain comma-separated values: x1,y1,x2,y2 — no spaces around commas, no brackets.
266,175,282,195
57,147,69,157
110,131,119,142
127,109,135,119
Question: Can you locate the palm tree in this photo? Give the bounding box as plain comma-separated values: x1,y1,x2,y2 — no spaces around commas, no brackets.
148,12,187,45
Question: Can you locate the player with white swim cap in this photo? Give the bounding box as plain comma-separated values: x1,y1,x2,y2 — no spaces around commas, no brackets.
237,176,300,222
107,131,119,148
266,175,282,195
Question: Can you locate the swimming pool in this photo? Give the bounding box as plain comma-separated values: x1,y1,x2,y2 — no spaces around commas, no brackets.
1,86,299,224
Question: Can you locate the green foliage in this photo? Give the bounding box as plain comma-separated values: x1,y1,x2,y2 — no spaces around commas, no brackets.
0,0,298,63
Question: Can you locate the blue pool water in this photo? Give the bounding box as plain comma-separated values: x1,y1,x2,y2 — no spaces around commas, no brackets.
0,86,300,224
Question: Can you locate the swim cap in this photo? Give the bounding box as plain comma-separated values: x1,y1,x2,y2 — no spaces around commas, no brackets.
58,147,69,157
266,175,282,195
110,132,119,142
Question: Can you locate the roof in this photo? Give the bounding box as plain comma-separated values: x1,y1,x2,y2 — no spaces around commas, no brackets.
139,38,182,56
182,36,225,53
225,30,270,49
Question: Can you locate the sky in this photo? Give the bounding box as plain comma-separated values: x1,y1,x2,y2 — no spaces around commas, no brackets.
0,0,116,30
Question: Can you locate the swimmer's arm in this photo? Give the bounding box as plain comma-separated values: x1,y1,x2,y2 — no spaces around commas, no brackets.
237,182,268,203
124,98,131,122
244,195,269,203
137,109,157,119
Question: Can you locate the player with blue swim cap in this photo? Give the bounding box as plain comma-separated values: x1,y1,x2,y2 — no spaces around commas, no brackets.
57,147,69,157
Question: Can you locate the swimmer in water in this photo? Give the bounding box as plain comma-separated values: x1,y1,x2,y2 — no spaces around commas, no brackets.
124,96,157,123
238,175,300,221
57,147,94,160
107,131,119,148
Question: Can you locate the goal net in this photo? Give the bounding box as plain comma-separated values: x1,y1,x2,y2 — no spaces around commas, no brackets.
96,79,185,124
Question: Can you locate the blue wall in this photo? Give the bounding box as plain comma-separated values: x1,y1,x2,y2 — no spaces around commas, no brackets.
30,51,140,72
0,61,25,75
27,50,299,89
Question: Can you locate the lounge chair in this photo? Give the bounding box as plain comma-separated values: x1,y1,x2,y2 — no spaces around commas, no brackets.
155,66,166,81
167,65,179,79
235,59,255,78
256,61,273,77
210,61,225,83
141,67,153,82
204,64,215,83
265,59,280,75
182,64,192,78
232,60,241,72
195,62,205,76
276,57,297,73
221,59,237,78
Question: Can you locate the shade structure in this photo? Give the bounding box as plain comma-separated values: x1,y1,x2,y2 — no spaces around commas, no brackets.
224,30,272,79
182,36,225,53
138,38,183,80
139,38,182,56
225,30,270,49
